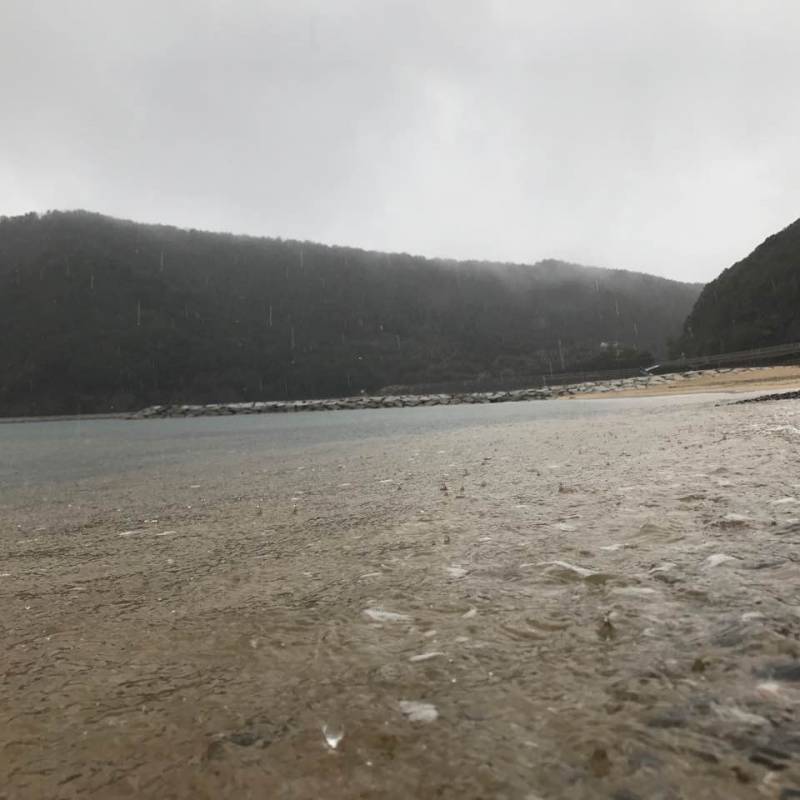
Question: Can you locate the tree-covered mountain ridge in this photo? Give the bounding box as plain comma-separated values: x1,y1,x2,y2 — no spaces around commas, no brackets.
0,210,702,415
673,217,800,357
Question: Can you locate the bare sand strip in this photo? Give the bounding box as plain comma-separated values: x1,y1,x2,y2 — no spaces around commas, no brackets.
588,364,800,399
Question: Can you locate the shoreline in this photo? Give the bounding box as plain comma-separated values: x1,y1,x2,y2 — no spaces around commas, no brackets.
0,412,126,425
2,365,799,424
122,366,800,419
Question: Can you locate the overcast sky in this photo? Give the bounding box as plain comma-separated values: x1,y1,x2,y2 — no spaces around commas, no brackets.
2,1,799,282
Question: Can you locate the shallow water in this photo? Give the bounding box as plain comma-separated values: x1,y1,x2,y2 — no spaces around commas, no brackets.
2,395,800,798
0,393,733,486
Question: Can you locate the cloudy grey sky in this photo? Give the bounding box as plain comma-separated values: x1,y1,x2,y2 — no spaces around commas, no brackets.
2,1,799,282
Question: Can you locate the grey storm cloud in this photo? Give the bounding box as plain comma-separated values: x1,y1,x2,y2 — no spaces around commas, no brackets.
2,0,800,281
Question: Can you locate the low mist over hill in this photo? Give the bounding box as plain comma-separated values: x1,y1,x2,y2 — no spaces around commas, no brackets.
0,211,701,415
673,217,800,358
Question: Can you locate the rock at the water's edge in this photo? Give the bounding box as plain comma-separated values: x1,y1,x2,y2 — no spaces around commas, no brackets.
131,372,692,419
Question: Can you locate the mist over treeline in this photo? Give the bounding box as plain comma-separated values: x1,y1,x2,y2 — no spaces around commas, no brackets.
0,211,701,416
672,217,800,358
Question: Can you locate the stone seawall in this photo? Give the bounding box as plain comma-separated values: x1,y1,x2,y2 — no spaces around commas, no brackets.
132,372,689,419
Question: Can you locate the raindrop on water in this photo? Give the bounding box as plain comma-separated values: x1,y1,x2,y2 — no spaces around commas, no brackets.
322,721,344,750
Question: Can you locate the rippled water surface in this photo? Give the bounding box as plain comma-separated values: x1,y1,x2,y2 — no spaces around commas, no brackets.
2,395,800,799
0,394,731,486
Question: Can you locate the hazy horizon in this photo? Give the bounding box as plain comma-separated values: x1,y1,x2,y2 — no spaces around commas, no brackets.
3,0,799,282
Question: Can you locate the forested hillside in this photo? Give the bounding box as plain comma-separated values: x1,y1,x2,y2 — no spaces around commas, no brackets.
0,211,701,415
673,217,800,357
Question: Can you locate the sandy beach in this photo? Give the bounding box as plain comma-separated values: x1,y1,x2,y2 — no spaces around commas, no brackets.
590,365,800,399
2,393,800,799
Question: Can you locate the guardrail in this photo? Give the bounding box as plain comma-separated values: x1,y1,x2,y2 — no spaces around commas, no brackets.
650,341,800,373
382,366,648,396
381,341,800,397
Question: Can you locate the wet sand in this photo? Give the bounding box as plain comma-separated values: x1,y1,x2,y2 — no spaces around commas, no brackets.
3,395,800,799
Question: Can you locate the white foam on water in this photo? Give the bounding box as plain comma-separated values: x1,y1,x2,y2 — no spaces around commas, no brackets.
363,608,411,623
650,562,677,574
714,706,769,726
723,513,750,523
541,560,596,579
446,566,467,578
399,700,438,722
409,652,445,662
705,553,738,568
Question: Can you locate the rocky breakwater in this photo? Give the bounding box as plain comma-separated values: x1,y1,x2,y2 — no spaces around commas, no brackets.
131,371,689,419
556,372,676,396
132,387,555,419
